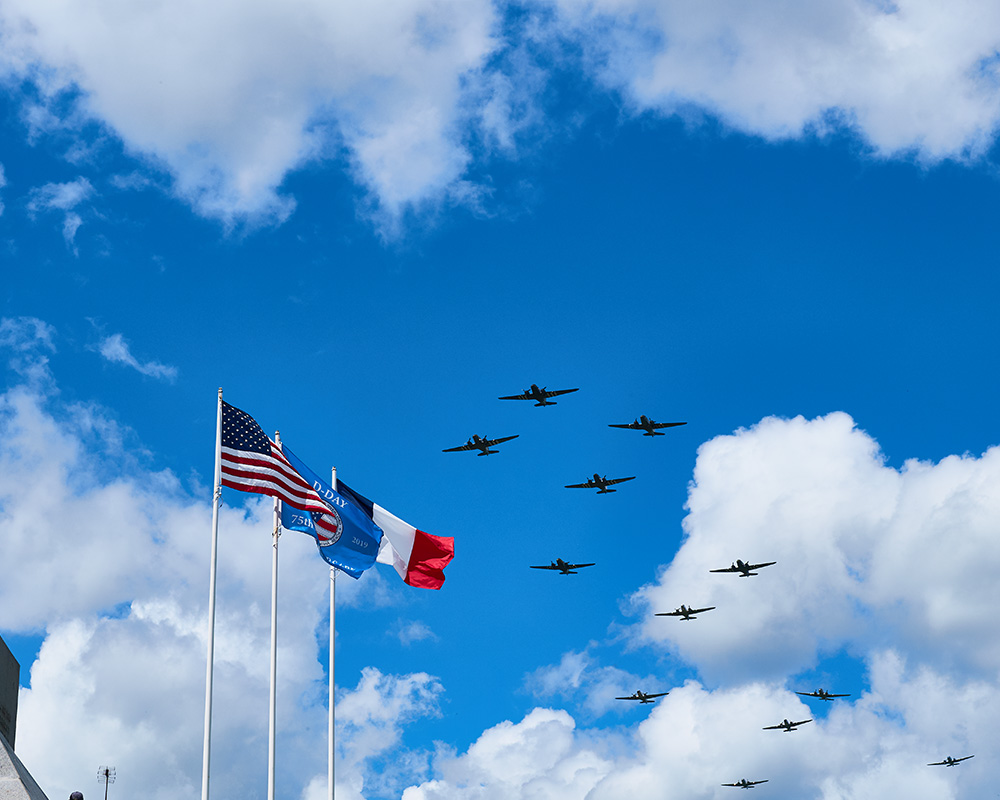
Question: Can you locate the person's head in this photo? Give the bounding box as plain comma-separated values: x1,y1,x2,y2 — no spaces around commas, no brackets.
69,792,84,800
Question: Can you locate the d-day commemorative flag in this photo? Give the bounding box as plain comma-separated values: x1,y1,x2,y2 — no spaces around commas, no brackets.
278,443,382,579
337,481,455,590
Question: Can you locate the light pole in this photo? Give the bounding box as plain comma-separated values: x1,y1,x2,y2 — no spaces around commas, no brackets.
97,766,115,800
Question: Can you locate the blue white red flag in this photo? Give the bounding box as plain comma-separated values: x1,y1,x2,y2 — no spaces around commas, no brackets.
337,481,454,590
277,444,382,579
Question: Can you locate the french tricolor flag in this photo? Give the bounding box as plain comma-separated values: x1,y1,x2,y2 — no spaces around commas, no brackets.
338,481,454,590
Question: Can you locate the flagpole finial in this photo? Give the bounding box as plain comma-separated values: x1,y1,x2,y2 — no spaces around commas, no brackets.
217,387,223,399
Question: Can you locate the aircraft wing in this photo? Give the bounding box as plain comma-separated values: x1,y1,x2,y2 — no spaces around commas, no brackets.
614,695,639,700
565,562,595,570
655,610,684,617
604,476,636,486
565,481,594,489
643,692,669,699
748,560,777,570
761,723,784,730
709,565,739,573
651,421,687,429
608,422,639,429
529,565,560,570
689,606,715,614
484,434,519,446
442,442,478,452
543,387,579,398
791,718,813,726
498,392,530,400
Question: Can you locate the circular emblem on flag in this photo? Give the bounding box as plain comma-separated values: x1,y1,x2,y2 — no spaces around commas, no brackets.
318,507,343,546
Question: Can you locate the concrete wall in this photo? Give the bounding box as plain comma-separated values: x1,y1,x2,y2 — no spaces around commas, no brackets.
0,638,18,749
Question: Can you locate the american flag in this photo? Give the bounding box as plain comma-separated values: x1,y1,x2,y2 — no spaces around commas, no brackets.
219,401,340,539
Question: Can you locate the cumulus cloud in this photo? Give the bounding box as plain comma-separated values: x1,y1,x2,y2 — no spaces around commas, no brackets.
97,332,178,381
404,659,996,799
404,707,615,800
524,647,659,718
0,0,516,229
3,1,1000,232
629,412,1000,684
541,0,1000,161
25,177,94,250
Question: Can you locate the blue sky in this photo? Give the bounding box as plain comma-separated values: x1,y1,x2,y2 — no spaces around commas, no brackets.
2,2,1000,799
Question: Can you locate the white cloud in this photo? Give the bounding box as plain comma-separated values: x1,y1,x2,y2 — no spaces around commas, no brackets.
0,163,6,216
3,1,1000,233
524,647,660,719
25,177,94,250
0,316,57,386
403,658,997,799
541,0,1000,161
0,0,512,229
628,412,1000,684
397,621,439,646
404,707,615,800
97,333,178,381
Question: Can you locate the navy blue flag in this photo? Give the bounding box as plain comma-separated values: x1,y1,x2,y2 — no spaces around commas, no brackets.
278,444,383,579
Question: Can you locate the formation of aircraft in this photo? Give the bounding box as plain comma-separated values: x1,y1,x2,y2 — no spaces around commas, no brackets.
530,559,595,575
656,604,716,621
499,384,579,406
565,474,636,494
448,382,984,786
927,755,974,767
442,434,519,456
615,690,669,704
608,415,687,436
710,559,777,577
795,689,851,701
763,718,812,732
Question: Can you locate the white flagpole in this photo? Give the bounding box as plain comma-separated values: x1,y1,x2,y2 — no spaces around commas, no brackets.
268,433,282,800
329,466,337,800
201,388,224,800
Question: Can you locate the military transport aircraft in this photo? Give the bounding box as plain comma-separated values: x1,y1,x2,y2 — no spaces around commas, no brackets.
530,559,596,575
442,434,519,456
615,690,669,704
608,415,687,436
795,689,851,701
722,779,768,789
710,559,777,577
763,718,812,732
565,474,636,493
499,384,579,406
656,604,716,621
928,755,974,767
